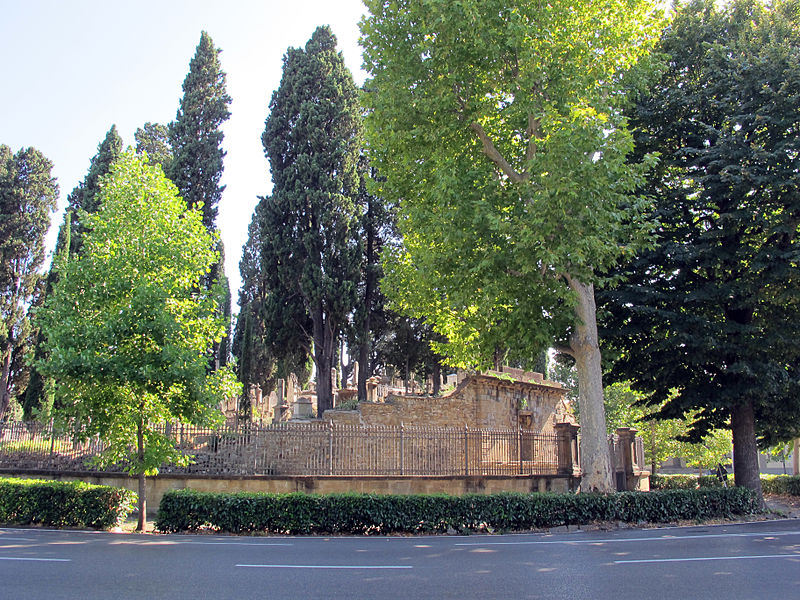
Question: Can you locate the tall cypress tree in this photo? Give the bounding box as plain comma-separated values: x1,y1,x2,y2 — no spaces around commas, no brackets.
260,26,363,414
169,31,232,369
0,145,59,418
23,127,122,416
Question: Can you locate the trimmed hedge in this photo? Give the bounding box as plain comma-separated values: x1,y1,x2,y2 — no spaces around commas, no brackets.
156,487,761,535
0,478,137,529
650,474,723,490
761,475,800,496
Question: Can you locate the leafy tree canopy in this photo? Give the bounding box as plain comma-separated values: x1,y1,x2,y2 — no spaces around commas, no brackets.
37,151,239,526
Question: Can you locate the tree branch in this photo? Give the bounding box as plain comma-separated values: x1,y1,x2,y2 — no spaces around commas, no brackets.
552,344,575,358
469,122,527,183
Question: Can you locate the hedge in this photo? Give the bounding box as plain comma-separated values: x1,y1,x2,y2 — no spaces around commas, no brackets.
650,474,723,490
0,478,137,529
156,487,761,535
652,474,800,496
761,475,800,496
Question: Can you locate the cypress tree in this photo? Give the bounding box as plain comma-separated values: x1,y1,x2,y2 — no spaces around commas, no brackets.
0,145,59,418
169,31,232,371
260,26,363,414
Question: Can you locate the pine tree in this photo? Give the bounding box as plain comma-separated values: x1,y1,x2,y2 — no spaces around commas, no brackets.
260,26,363,414
169,31,232,371
0,145,59,418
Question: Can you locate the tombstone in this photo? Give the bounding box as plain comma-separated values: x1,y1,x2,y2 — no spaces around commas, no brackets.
267,391,279,421
287,373,298,405
277,378,285,404
292,396,314,419
351,361,359,389
446,373,458,387
366,376,380,403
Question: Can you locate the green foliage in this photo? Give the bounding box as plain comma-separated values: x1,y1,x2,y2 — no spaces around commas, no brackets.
156,487,761,534
0,477,136,529
600,0,800,446
259,26,364,413
0,145,59,417
761,475,800,496
650,475,724,491
361,0,665,366
169,31,231,231
135,122,172,173
37,151,239,477
24,128,122,416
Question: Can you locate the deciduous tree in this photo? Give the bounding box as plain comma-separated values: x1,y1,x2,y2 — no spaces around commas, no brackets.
361,0,664,490
600,0,800,501
37,152,239,531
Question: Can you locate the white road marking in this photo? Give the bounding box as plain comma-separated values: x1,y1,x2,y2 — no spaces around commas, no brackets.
236,564,413,569
615,553,800,564
0,537,35,542
0,557,71,562
456,530,800,546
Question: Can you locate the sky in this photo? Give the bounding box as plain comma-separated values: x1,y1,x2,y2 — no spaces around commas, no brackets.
1,0,370,306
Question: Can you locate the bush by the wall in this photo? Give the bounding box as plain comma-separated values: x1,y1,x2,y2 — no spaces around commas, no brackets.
0,478,136,529
650,474,724,490
761,475,800,496
156,487,761,535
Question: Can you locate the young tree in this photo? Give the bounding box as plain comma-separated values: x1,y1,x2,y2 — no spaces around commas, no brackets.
361,0,664,490
169,31,233,370
37,152,239,531
260,26,363,414
0,145,59,418
600,0,800,500
23,126,123,416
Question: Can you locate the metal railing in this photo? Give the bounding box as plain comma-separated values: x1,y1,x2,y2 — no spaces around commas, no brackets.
0,421,561,477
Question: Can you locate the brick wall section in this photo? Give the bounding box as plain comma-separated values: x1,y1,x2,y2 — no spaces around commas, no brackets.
324,373,572,433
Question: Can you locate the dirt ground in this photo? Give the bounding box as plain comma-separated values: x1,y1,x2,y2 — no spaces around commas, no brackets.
764,494,800,519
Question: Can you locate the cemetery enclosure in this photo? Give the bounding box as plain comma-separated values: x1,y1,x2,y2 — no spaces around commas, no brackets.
0,421,573,478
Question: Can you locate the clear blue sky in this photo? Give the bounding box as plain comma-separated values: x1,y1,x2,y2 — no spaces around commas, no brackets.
1,0,369,305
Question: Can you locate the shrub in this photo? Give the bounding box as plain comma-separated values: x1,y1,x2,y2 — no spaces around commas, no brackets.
650,474,723,490
0,477,136,529
761,475,800,496
156,487,761,535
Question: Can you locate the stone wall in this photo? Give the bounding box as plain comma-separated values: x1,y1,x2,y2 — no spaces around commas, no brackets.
0,471,577,516
324,371,573,433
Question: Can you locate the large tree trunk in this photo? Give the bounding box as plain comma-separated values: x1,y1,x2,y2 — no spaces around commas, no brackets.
568,277,613,492
312,303,336,415
136,420,147,532
0,342,13,418
731,400,764,506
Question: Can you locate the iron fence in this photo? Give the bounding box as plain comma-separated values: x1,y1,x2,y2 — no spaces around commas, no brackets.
0,421,561,477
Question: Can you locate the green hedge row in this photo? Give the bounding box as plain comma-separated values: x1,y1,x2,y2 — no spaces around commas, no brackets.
650,474,724,490
761,475,800,496
156,488,761,535
0,478,137,529
651,474,800,496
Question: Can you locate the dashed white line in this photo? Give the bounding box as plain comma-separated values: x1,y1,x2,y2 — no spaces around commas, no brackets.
0,557,71,562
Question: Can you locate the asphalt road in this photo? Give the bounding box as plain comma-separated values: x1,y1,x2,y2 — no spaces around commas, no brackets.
2,519,799,599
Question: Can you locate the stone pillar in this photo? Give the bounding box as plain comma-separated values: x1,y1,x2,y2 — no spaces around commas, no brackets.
554,422,581,477
352,361,359,389
366,376,379,403
616,427,644,491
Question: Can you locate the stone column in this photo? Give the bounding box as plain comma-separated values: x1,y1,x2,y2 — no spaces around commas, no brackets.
554,422,581,477
616,427,642,491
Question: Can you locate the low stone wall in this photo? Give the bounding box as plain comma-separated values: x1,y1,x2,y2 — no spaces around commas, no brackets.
0,470,579,516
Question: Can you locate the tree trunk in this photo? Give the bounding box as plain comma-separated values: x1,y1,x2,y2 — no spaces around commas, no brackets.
0,343,12,418
136,420,147,532
567,277,613,492
793,439,799,476
432,362,441,396
312,302,335,415
731,400,764,506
